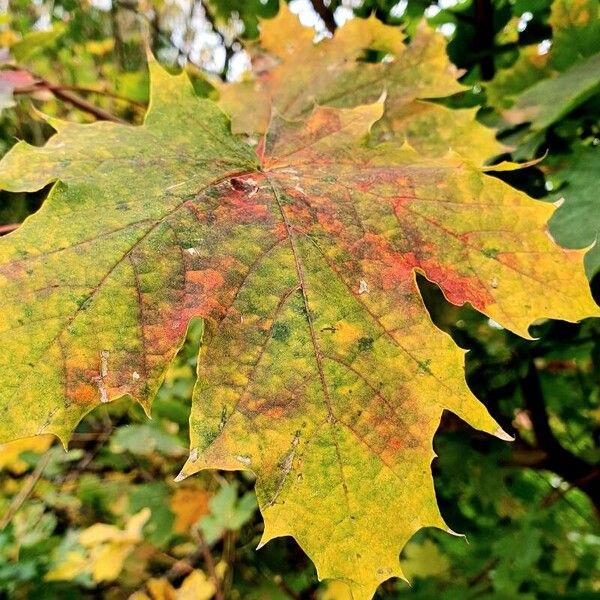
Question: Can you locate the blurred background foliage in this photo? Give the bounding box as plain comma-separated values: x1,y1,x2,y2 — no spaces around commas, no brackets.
0,0,599,598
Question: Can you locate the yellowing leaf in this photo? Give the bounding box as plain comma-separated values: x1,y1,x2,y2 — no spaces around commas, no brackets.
170,486,211,534
0,434,53,474
0,30,19,48
177,570,216,600
147,577,177,600
504,52,600,131
145,570,216,600
10,24,65,62
218,6,504,163
51,508,152,583
485,45,552,111
89,542,134,582
45,551,87,581
400,539,450,579
0,15,597,600
492,0,600,133
320,580,354,600
549,0,600,70
84,38,115,56
0,61,257,443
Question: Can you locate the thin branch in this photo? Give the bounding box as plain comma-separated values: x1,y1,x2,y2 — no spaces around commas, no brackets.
473,0,495,80
222,528,237,596
519,358,600,516
11,69,128,124
310,0,337,34
119,0,206,71
43,82,128,124
59,417,113,484
200,0,240,79
111,0,126,70
177,0,198,66
541,468,600,509
273,575,301,600
194,528,225,600
163,552,198,583
467,557,498,588
53,85,146,107
0,452,51,529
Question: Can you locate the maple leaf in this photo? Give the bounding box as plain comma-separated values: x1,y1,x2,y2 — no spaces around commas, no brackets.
504,51,600,131
491,0,600,137
0,35,597,600
217,5,505,164
46,508,151,583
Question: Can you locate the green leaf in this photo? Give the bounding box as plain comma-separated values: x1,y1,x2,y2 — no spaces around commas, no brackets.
505,51,600,130
491,528,543,593
400,539,450,580
199,482,257,544
128,483,174,547
549,0,600,70
111,424,185,457
547,145,600,278
10,24,65,63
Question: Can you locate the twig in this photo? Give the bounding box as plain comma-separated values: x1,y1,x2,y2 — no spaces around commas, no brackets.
223,528,237,596
163,552,198,583
10,69,128,124
519,358,600,518
111,0,126,70
467,557,498,588
531,471,590,521
119,0,206,71
200,0,240,79
273,574,301,599
195,528,225,600
0,452,51,529
50,85,145,107
310,0,337,34
473,0,495,80
177,0,198,66
43,83,128,124
60,418,113,484
542,468,600,508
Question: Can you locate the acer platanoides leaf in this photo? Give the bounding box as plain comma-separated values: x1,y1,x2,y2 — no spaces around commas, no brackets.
217,4,506,164
0,22,597,600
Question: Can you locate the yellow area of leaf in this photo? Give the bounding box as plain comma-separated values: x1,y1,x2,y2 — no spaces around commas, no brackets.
485,45,552,111
321,580,354,600
84,38,115,56
170,485,211,534
45,551,88,582
488,0,600,123
400,539,450,579
550,0,600,61
218,5,504,163
47,508,150,583
0,30,19,48
0,434,53,474
142,570,217,600
0,60,258,443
